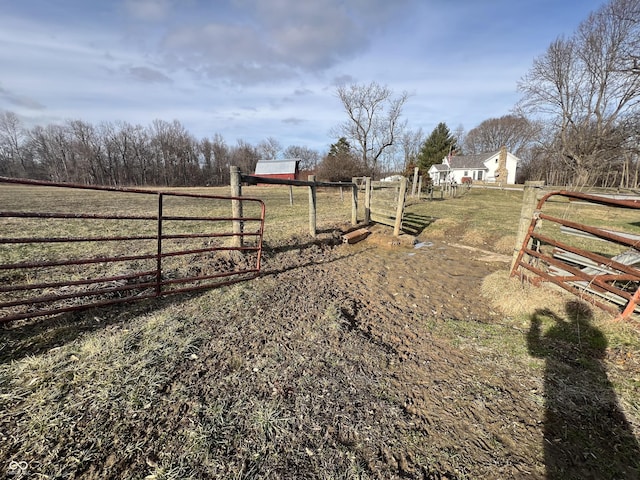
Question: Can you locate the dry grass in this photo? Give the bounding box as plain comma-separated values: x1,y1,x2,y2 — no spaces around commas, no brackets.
480,270,639,350
480,270,571,319
418,218,460,240
494,235,517,255
1,182,639,479
460,228,486,247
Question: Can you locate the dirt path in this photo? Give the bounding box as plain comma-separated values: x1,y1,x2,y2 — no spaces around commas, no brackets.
247,231,547,478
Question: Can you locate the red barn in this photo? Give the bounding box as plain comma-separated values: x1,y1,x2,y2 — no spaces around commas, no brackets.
254,159,300,181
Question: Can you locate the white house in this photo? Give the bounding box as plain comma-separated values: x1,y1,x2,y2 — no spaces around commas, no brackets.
428,146,519,185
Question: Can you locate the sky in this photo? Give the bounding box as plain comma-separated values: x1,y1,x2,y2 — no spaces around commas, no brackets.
0,0,606,153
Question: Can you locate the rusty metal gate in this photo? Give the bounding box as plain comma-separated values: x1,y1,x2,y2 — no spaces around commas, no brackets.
0,177,264,323
511,190,640,320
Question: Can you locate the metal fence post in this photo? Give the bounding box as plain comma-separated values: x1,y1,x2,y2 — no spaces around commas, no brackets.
156,193,163,296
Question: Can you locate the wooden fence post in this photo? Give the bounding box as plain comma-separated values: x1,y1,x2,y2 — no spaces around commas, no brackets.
393,177,408,236
364,177,371,224
289,185,294,206
230,166,243,248
351,183,358,225
308,175,317,237
417,175,423,199
411,167,419,197
511,180,545,270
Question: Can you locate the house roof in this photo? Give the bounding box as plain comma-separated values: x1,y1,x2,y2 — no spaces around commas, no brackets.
448,151,500,170
254,159,300,175
430,164,450,172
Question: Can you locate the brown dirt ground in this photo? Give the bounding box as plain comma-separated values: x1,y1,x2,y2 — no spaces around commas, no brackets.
2,225,638,479
249,227,543,478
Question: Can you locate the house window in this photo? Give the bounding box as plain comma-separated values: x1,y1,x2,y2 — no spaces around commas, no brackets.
463,170,468,176
477,171,483,180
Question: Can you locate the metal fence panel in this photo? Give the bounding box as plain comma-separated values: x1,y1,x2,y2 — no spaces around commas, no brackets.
511,190,640,320
0,177,264,323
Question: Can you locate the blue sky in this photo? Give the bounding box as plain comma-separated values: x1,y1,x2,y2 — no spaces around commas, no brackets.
0,0,605,153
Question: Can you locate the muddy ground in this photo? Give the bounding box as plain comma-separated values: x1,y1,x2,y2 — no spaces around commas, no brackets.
2,225,639,479
252,229,540,479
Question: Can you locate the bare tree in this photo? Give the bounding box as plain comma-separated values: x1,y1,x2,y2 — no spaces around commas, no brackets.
211,133,231,185
517,0,640,186
120,122,153,186
66,120,108,184
257,137,282,160
464,115,540,158
0,111,28,177
148,119,199,186
453,124,466,152
198,133,233,185
334,81,409,177
199,138,215,185
28,124,81,183
283,145,320,171
231,139,260,175
400,128,424,171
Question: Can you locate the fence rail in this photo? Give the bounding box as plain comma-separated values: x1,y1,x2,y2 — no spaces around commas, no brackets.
232,167,359,237
0,176,265,323
232,168,412,237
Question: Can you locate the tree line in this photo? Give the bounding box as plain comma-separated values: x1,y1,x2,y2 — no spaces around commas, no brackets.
0,114,321,187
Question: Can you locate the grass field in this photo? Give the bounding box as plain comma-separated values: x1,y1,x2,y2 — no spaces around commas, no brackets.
1,182,639,479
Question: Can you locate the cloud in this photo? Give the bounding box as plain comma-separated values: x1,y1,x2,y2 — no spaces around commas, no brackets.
159,0,412,84
331,75,356,86
282,117,306,125
0,84,45,110
127,65,173,83
123,0,172,22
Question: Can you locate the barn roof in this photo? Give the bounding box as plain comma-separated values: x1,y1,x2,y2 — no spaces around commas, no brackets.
254,159,300,175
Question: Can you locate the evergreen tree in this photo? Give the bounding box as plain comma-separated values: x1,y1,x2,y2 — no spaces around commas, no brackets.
417,122,457,173
317,137,365,181
328,137,352,158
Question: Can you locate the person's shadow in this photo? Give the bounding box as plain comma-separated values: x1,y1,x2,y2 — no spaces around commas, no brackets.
527,300,640,479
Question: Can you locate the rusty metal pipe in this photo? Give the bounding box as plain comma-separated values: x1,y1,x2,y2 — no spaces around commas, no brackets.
512,189,640,320
0,270,157,293
1,177,266,323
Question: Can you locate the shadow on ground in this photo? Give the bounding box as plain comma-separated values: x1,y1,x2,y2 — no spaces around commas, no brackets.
401,212,437,236
527,300,640,479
